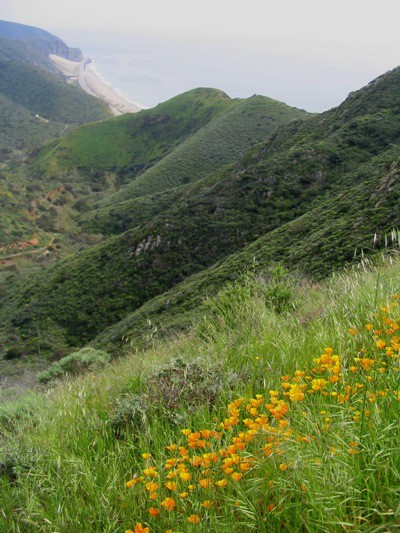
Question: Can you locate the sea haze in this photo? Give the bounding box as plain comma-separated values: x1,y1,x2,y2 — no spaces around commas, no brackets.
56,29,399,113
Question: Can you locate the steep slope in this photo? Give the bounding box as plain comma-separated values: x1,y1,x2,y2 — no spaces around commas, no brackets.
34,88,235,174
1,67,399,360
95,145,400,347
0,19,82,67
80,95,310,234
0,60,110,126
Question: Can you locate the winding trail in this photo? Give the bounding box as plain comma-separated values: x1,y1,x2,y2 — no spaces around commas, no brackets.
0,232,55,262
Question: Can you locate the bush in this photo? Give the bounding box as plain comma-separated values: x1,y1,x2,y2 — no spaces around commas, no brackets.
37,347,110,383
108,357,242,437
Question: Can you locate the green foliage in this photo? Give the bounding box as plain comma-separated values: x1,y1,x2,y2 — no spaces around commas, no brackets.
36,347,110,383
0,60,110,125
2,67,400,369
34,88,235,173
80,95,310,234
0,259,399,531
108,356,240,437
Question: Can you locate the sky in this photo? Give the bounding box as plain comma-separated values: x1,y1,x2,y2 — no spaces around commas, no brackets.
1,0,400,111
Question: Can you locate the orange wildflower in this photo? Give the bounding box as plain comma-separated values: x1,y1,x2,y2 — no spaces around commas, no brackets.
161,497,176,511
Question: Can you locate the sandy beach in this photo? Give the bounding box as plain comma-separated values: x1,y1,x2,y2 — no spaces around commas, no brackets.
49,54,144,115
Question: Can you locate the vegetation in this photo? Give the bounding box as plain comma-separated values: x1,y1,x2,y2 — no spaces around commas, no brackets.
80,95,310,234
36,347,110,383
0,22,399,531
34,88,235,174
1,67,399,362
0,258,399,531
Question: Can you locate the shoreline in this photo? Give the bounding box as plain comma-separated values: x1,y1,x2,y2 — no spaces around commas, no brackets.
49,54,145,115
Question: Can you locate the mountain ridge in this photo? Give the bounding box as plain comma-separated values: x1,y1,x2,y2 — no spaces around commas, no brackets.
1,66,398,364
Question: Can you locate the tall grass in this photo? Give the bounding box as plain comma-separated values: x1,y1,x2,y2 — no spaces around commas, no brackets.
0,258,399,531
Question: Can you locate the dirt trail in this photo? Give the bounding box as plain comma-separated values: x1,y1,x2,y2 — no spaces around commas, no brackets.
0,232,55,262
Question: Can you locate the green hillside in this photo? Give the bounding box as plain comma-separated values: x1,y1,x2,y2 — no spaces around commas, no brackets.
80,95,310,234
0,19,83,64
0,35,56,73
0,256,399,531
34,88,235,174
1,68,399,363
0,60,110,125
0,92,69,153
95,145,400,349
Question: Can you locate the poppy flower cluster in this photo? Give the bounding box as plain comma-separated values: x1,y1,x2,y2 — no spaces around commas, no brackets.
125,295,399,531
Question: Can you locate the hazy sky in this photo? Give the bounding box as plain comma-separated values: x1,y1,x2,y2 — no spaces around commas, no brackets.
1,0,400,111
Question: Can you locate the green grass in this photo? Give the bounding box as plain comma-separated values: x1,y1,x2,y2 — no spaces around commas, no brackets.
0,60,111,126
0,258,399,531
33,88,236,174
80,95,310,234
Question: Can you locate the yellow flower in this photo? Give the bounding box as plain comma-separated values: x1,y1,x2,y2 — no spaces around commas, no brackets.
161,497,176,511
279,463,288,471
216,478,227,487
145,482,159,493
231,472,243,481
199,478,213,488
348,328,356,335
188,515,200,524
148,507,160,517
180,491,188,498
202,500,213,509
164,482,177,491
142,453,152,459
133,525,149,533
179,472,191,482
126,478,137,488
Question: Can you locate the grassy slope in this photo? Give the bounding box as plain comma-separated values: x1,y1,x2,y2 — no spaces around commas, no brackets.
0,89,235,248
80,95,310,234
0,92,71,152
95,146,400,348
2,68,398,355
0,259,399,531
0,60,111,125
33,88,235,174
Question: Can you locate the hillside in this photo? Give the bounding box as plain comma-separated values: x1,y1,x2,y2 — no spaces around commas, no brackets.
95,145,400,348
0,257,399,531
1,67,399,364
33,88,236,173
0,60,111,126
0,19,82,65
80,95,310,234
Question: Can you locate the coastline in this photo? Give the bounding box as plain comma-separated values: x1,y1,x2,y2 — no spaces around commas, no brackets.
49,53,144,115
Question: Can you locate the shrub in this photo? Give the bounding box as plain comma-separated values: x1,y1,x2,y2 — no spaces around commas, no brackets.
37,347,110,383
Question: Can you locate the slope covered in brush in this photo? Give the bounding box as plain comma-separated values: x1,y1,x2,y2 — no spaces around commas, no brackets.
0,60,111,125
33,88,235,174
0,19,82,67
80,95,310,234
1,68,399,360
0,259,399,531
95,145,400,348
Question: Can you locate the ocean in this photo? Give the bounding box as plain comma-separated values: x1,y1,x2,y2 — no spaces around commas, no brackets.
56,29,399,113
